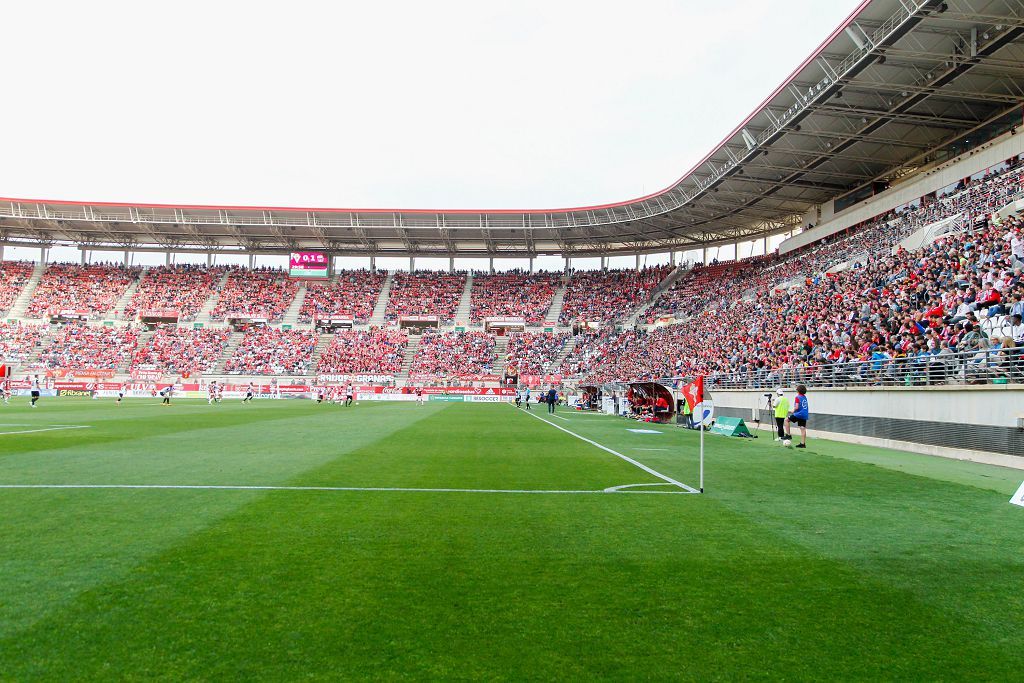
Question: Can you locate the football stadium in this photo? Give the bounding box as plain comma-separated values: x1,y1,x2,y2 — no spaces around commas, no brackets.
2,0,1024,678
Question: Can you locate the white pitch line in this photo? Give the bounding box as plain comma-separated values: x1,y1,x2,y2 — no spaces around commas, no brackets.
0,425,91,436
0,483,692,495
548,414,570,422
520,409,699,493
604,482,679,492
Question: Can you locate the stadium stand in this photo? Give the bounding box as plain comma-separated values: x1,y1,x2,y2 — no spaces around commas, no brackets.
0,321,46,363
316,329,408,375
26,264,140,320
223,328,318,375
130,327,232,375
505,331,570,375
385,271,466,322
33,324,139,370
470,271,560,324
410,330,496,376
559,266,672,324
0,160,1019,386
212,269,299,322
299,270,386,323
123,265,224,322
0,262,34,314
584,182,1024,386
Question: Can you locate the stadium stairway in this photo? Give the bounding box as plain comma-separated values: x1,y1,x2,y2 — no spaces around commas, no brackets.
624,264,690,326
194,270,231,325
281,281,308,327
309,333,332,375
454,272,473,326
120,329,153,373
17,334,52,372
395,335,421,385
213,332,244,373
543,276,568,327
491,335,510,378
368,270,394,327
6,261,46,320
112,267,146,320
551,334,578,371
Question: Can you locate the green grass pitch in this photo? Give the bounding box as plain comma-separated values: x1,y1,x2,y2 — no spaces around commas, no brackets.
1,397,1023,680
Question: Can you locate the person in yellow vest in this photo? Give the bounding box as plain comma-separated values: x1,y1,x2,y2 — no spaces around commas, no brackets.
773,388,789,442
681,396,694,429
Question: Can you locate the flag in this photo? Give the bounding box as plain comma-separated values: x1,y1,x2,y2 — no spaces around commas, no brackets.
682,376,704,412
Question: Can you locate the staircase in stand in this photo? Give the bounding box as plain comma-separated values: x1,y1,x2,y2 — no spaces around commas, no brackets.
17,333,53,370
543,277,568,327
395,335,421,385
6,261,46,320
280,282,308,327
368,270,394,327
308,333,333,376
111,267,147,321
454,272,473,327
194,270,231,325
214,331,244,373
623,264,690,327
119,329,153,373
491,335,510,378
551,334,578,372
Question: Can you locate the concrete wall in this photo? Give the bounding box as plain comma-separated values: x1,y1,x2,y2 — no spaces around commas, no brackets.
779,130,1024,256
710,385,1024,465
713,385,1024,429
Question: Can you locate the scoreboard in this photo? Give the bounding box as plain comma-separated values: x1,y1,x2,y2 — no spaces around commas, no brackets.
289,252,330,279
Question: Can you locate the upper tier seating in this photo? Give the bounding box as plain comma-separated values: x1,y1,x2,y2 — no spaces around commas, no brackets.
386,271,466,322
559,266,672,324
299,270,386,323
212,269,299,322
124,265,224,322
470,271,559,324
26,264,140,320
0,262,34,314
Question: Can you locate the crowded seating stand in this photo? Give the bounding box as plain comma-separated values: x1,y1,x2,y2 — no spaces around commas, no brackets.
1,157,1021,386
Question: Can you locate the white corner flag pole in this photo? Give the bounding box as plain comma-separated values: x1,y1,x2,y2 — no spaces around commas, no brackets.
698,401,705,494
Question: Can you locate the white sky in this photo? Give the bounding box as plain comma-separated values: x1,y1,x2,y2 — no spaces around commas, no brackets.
1,0,861,267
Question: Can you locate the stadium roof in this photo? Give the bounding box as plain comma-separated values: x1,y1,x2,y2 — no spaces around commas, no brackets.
1,0,1022,259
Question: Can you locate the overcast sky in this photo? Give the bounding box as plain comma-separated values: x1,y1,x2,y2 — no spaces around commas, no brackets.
2,0,861,213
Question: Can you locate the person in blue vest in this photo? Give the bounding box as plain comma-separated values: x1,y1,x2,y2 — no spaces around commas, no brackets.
785,384,809,448
546,387,558,414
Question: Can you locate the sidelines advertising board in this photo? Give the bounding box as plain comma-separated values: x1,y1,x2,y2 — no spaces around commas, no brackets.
354,386,515,403
317,374,394,384
22,381,515,402
408,374,502,383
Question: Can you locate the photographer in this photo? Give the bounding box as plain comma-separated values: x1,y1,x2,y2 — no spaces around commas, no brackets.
772,388,789,441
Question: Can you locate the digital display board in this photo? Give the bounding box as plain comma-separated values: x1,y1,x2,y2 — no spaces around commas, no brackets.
289,252,329,279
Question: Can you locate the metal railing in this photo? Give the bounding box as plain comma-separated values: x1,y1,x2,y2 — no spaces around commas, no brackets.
698,347,1024,391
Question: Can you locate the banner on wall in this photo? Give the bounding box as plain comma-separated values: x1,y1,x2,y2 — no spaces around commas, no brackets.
317,374,394,384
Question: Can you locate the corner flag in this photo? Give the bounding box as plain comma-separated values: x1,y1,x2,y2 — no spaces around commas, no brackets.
682,376,704,412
